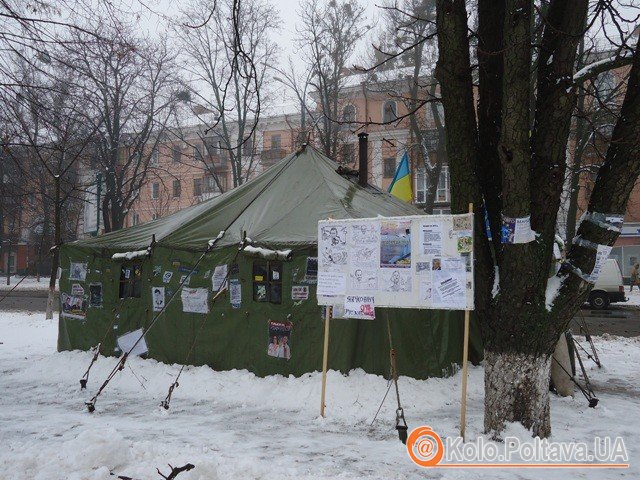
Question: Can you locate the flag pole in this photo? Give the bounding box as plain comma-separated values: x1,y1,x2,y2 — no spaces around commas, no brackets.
320,306,332,417
459,202,473,440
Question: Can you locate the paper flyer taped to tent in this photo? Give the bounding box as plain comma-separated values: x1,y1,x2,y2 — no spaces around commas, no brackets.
117,328,148,357
267,321,292,360
212,264,228,292
181,287,209,314
152,286,165,312
317,214,474,310
69,262,87,281
229,279,241,308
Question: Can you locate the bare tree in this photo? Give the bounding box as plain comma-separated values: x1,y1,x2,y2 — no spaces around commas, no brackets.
0,57,97,318
295,0,368,159
174,0,279,192
67,19,180,232
562,35,631,244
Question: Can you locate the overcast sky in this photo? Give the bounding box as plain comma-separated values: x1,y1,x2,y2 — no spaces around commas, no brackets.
128,0,382,113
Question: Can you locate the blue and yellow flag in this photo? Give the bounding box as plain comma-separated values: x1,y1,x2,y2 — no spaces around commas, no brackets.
388,152,413,202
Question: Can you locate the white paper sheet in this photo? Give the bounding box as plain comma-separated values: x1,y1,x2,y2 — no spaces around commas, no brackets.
588,244,613,283
212,264,228,292
343,295,375,319
229,279,241,308
317,272,346,296
117,328,148,356
432,270,466,309
181,287,209,314
421,222,443,256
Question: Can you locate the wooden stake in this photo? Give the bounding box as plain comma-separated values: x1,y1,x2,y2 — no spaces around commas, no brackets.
460,202,473,440
320,306,332,417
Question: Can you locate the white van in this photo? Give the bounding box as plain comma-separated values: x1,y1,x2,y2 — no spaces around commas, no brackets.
588,258,626,309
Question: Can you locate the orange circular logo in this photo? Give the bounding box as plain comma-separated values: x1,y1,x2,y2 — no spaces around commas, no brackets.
406,426,444,467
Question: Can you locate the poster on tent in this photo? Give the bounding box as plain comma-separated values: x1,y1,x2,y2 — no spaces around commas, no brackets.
61,292,87,319
152,286,165,312
181,287,209,314
69,262,87,281
267,320,292,360
317,214,474,310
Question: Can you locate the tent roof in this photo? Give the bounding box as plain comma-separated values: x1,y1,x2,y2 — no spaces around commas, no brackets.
75,145,423,251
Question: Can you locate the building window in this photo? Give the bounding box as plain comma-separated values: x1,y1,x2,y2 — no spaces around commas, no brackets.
150,148,159,165
415,165,450,204
172,146,182,163
132,213,140,226
252,260,282,304
415,168,425,203
219,152,228,168
383,157,396,178
193,145,203,161
341,144,355,164
204,175,218,193
433,207,452,215
204,137,218,156
193,178,203,197
243,136,254,157
382,100,398,123
173,179,181,198
436,166,450,203
119,263,142,299
151,182,159,199
342,104,356,123
271,134,281,150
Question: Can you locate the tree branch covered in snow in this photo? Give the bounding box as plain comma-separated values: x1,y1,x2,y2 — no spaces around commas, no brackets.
573,51,634,85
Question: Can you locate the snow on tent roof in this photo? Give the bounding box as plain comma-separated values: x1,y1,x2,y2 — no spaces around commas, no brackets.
75,144,423,251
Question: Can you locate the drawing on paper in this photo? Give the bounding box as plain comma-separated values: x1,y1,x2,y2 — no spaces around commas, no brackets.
349,223,378,244
349,268,377,290
381,269,412,292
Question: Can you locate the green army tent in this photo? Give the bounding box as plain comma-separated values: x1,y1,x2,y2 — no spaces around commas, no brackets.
58,144,482,379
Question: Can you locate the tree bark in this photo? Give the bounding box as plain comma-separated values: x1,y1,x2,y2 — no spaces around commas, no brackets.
46,175,61,320
432,0,639,440
484,351,552,438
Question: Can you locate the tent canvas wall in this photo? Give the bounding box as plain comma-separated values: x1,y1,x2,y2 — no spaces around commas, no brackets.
58,145,482,379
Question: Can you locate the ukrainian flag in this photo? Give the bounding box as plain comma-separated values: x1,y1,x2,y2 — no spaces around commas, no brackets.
388,152,413,202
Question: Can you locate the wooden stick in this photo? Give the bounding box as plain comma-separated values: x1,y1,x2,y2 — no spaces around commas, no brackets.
320,306,332,417
459,202,473,440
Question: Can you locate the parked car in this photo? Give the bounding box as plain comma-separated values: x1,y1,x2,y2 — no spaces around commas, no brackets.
588,258,626,309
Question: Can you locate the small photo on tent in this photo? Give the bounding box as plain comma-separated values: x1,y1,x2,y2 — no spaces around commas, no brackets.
89,283,103,308
69,262,88,281
267,320,292,360
61,292,87,320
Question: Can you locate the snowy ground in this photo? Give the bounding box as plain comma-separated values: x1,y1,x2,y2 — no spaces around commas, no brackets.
0,311,638,479
622,289,640,307
0,276,51,291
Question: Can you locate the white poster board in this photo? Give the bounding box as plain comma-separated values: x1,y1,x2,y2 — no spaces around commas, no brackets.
317,214,474,310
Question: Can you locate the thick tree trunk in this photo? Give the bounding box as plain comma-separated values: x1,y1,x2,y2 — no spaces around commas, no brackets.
484,350,552,438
